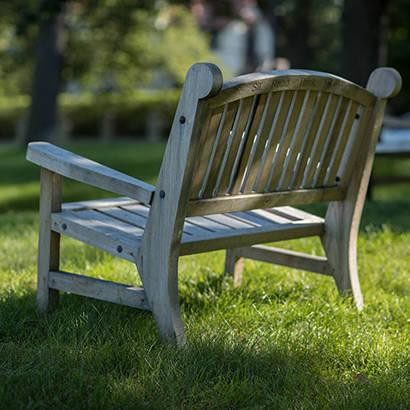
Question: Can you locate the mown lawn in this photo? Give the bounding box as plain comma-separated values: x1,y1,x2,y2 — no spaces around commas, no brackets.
0,142,409,409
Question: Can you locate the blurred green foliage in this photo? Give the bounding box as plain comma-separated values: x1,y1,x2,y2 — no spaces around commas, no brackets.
0,90,180,139
0,1,219,95
388,0,410,112
0,1,222,140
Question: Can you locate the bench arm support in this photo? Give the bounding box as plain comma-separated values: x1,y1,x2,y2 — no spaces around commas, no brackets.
27,142,155,205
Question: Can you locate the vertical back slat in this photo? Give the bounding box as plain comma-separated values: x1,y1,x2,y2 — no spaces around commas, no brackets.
198,106,228,198
338,105,373,186
190,108,223,197
266,90,307,191
230,94,269,194
253,91,294,192
277,90,318,190
225,96,260,194
314,97,350,187
241,92,282,193
202,101,239,198
290,92,328,189
212,100,244,196
239,92,274,193
215,96,256,195
301,94,339,188
324,100,359,186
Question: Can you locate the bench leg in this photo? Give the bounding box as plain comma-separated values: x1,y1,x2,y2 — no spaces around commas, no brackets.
138,255,186,346
37,169,62,312
322,202,364,310
224,249,244,286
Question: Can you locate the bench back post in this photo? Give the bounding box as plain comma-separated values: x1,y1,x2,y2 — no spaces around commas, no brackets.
322,68,402,307
139,63,223,343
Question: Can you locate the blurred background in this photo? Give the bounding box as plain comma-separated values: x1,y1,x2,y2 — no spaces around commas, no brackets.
0,0,409,146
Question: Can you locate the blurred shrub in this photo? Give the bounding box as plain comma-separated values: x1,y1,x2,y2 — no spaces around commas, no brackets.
0,95,29,139
0,90,180,140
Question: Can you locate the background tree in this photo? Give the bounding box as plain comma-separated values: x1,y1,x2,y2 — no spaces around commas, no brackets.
342,0,392,87
387,0,410,113
272,0,314,68
273,0,342,73
25,1,67,144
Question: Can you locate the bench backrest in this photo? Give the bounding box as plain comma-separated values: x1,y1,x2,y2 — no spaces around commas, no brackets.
143,64,400,255
186,69,380,216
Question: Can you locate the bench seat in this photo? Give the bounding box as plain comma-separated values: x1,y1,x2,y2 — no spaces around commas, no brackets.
53,197,324,260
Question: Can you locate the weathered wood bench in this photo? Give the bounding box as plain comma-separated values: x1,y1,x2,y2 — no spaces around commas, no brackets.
27,63,401,345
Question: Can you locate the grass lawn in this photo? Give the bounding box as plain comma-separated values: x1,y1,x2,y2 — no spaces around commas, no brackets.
0,141,409,409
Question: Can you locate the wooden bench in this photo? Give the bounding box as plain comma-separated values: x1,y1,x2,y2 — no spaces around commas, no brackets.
27,63,401,345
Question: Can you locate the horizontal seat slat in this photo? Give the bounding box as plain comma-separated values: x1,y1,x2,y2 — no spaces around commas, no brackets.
52,212,141,263
98,207,148,229
76,209,143,235
202,213,256,229
182,221,213,236
187,216,231,232
121,203,150,218
268,206,323,222
250,209,295,224
180,221,324,256
62,196,139,211
227,211,275,227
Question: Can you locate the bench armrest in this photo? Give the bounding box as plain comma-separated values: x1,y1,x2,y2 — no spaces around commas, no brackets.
27,142,155,205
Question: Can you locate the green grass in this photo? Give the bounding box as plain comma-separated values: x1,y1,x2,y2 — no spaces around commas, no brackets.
0,142,409,409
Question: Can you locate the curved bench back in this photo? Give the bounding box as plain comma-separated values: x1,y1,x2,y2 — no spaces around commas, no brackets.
186,70,379,215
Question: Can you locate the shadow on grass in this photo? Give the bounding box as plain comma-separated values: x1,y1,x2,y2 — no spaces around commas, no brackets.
1,290,406,409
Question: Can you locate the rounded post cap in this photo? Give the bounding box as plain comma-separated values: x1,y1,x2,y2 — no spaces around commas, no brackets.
185,63,223,99
366,67,402,99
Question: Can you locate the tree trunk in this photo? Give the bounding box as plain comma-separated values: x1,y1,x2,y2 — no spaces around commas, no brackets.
25,12,65,144
342,0,392,87
285,0,313,68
